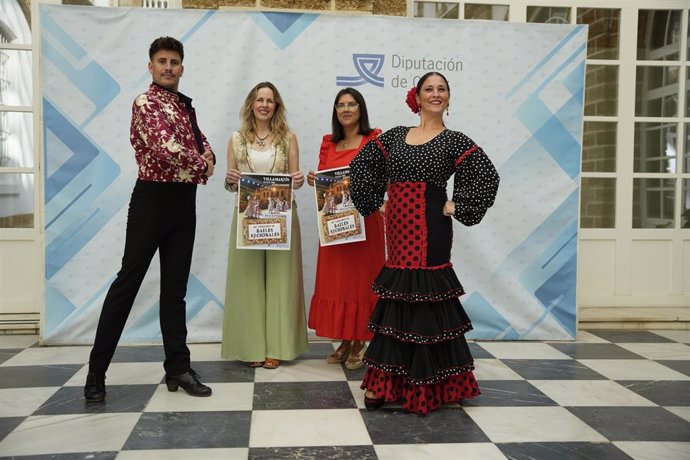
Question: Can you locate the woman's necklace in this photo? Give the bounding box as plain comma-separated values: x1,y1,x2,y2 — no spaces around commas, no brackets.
256,131,270,147
338,134,362,150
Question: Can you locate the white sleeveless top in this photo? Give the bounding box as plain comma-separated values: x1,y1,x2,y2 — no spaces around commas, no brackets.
247,146,277,173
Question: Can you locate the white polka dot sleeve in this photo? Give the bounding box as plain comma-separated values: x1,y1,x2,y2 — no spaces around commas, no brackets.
452,146,500,226
350,135,389,216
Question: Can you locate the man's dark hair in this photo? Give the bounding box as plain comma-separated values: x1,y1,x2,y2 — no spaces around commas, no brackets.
148,36,184,62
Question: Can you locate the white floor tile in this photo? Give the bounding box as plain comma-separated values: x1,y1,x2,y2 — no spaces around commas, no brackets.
65,362,165,386
529,380,657,407
574,331,610,343
617,343,690,361
0,335,39,349
249,409,371,447
614,441,690,460
0,413,141,456
1,346,91,366
464,406,607,443
187,343,224,361
0,387,60,417
474,359,523,380
648,330,690,344
375,443,506,460
476,342,571,360
347,381,366,410
578,359,690,381
144,382,254,412
665,406,690,423
116,448,250,459
253,359,347,382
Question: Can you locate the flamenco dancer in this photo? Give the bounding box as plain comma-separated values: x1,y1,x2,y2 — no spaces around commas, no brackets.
350,71,500,415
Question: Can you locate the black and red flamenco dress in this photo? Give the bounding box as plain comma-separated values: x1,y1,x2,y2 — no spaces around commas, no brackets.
360,181,481,414
349,126,500,415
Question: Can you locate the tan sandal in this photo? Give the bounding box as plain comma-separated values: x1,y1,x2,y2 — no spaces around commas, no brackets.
248,361,264,368
263,358,280,369
345,343,367,370
327,342,352,364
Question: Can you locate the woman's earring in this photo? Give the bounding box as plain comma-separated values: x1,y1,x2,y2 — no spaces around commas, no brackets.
446,106,450,116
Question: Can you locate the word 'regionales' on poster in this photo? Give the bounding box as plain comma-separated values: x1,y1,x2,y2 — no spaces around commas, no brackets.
314,166,366,246
237,173,293,250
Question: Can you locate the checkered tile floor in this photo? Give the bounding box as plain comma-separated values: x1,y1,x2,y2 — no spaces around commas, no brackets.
0,330,688,459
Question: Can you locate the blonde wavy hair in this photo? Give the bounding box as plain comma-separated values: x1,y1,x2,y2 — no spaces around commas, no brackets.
238,82,290,154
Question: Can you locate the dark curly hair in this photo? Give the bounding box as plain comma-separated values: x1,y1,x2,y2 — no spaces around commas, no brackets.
148,36,184,62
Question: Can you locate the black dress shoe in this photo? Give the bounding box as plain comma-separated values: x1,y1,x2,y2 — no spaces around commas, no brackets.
84,372,106,403
364,394,384,410
165,369,212,397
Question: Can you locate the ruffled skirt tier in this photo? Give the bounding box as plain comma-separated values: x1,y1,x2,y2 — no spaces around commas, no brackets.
361,266,480,414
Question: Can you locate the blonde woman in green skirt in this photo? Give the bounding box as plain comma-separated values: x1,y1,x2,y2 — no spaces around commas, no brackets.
221,82,308,369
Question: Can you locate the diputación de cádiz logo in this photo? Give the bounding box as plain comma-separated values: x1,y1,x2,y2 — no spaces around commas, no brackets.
336,53,385,87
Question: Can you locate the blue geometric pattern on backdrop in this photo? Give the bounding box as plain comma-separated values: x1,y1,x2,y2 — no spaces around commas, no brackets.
467,32,584,339
43,100,120,280
465,292,520,340
249,12,318,49
40,9,120,128
519,194,579,338
506,27,584,99
43,101,100,204
509,38,582,337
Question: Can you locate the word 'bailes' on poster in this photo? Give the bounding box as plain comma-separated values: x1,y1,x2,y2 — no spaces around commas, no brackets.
314,166,366,246
237,173,293,250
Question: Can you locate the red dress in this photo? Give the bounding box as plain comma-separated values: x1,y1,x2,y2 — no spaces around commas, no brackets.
308,129,385,341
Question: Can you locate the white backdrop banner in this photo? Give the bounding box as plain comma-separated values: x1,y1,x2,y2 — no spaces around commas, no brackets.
41,4,586,343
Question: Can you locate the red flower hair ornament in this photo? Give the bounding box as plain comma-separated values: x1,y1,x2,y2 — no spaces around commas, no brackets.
406,87,420,114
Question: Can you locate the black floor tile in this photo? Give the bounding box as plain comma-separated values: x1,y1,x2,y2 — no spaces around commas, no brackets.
361,407,490,444
33,384,159,415
345,364,367,381
123,411,252,449
0,349,22,365
462,380,557,406
297,342,338,360
620,381,690,406
469,342,495,359
188,360,255,383
502,359,607,380
547,343,646,360
586,330,675,343
0,417,25,443
249,445,377,459
111,345,165,363
658,360,690,377
568,407,690,441
253,381,356,410
0,365,83,389
497,442,633,460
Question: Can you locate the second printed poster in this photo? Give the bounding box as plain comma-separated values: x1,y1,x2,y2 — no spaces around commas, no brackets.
314,166,366,246
237,173,293,250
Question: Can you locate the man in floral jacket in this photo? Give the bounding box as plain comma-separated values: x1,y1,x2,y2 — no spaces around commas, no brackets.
84,36,215,403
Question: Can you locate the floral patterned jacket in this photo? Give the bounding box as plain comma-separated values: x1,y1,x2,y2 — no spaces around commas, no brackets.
130,83,213,184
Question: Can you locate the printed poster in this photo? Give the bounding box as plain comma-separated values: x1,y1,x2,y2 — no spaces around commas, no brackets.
314,166,366,246
237,173,293,250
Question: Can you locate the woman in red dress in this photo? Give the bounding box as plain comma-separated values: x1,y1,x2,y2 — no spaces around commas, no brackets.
307,88,385,370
